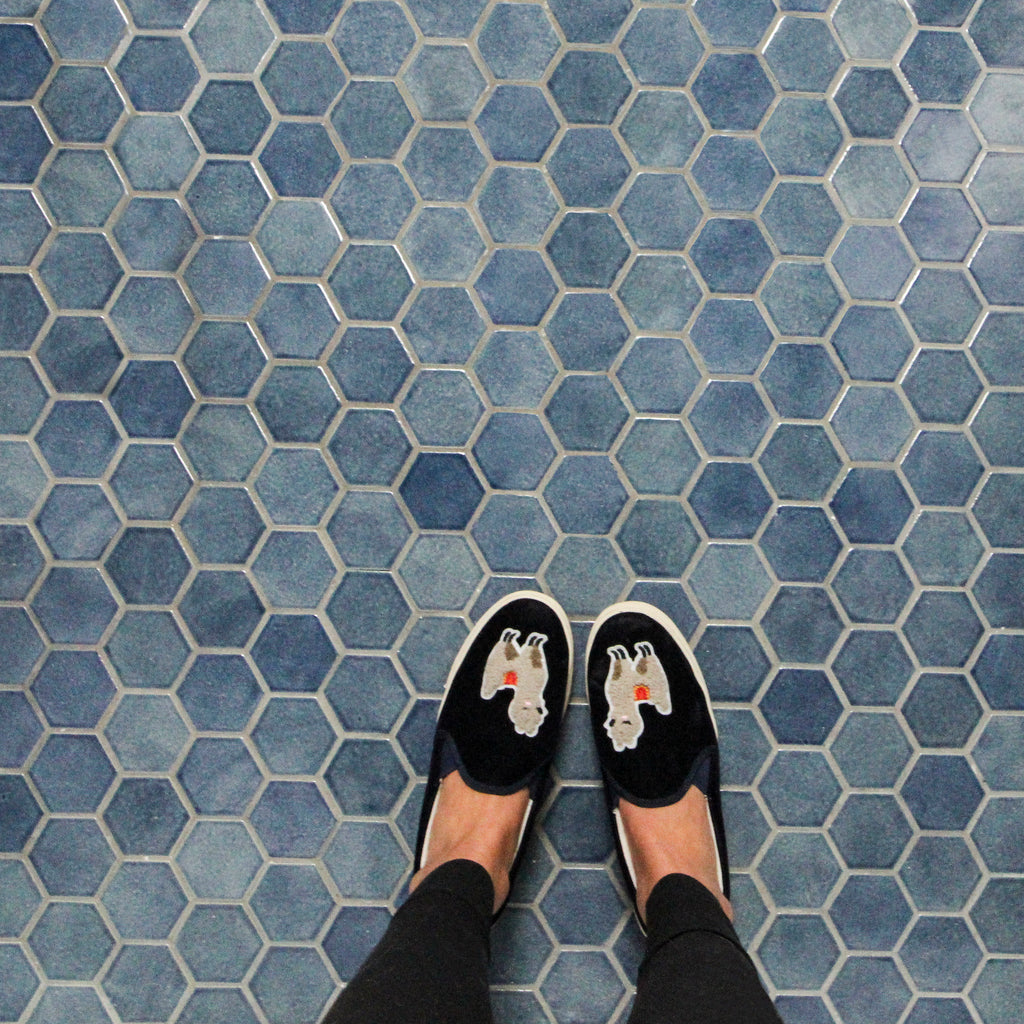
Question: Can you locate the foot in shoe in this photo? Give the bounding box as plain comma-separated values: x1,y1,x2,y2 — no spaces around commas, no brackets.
619,786,733,923
410,770,531,915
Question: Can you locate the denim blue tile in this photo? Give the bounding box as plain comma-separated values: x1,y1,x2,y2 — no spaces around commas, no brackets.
543,787,614,863
545,535,629,616
974,391,1024,467
180,904,262,982
328,329,409,405
617,419,699,495
545,375,629,452
973,879,1024,958
32,650,115,727
692,53,776,131
403,292,485,367
689,300,772,376
831,467,913,543
0,692,42,768
973,796,1024,874
106,612,186,692
903,672,982,747
116,35,199,112
30,818,114,895
832,148,911,222
972,73,1024,148
620,171,703,252
404,45,485,121
41,66,123,142
0,273,46,350
179,568,264,647
904,350,983,424
28,902,114,979
399,534,482,610
831,875,912,949
36,317,119,395
834,0,912,58
761,262,843,337
44,0,125,59
39,149,122,229
0,190,50,265
620,90,703,169
975,714,1024,790
105,526,190,604
0,359,46,436
617,336,699,414
465,410,552,487
253,450,334,530
771,996,833,1024
109,276,193,355
911,0,975,24
325,736,408,815
831,793,913,867
902,109,980,185
331,165,413,241
690,463,772,539
252,863,333,941
187,159,269,236
836,67,911,139
103,862,187,940
122,0,198,28
902,30,981,104
332,1,413,75
548,49,631,124
975,551,1024,628
31,734,115,812
478,3,558,78
105,693,189,772
182,404,266,482
832,709,912,787
190,0,272,73
689,543,773,619
489,907,554,989
0,106,49,183
472,332,554,409
762,668,843,744
694,218,774,296
617,499,699,576
255,366,340,443
251,780,335,858
903,269,982,346
969,0,1024,65
758,915,839,990
189,80,270,155
328,410,410,487
323,905,392,984
394,696,437,774
621,7,701,87
0,24,50,101
182,323,262,400
762,585,844,662
475,167,556,246
331,81,414,159
904,511,983,585
902,187,981,262
720,789,772,866
178,654,261,730
477,86,559,163
695,0,774,45
900,836,979,915
401,618,472,698
109,948,192,1020
0,860,41,935
328,491,409,571
903,431,983,506
833,386,913,462
185,240,269,317
831,305,913,383
763,183,842,258
547,294,627,373
0,775,42,850
261,40,345,117
759,424,843,501
904,590,984,666
252,614,336,692
177,989,260,1024
249,947,334,1024
547,212,630,289
833,225,914,302
764,15,844,92
550,129,631,212
40,232,122,311
762,96,843,175
323,819,406,900
901,916,983,991
761,507,842,583
690,381,771,457
179,737,262,815
257,217,338,297
110,446,190,523
541,869,625,945
113,116,196,194
906,999,977,1024
104,777,189,855
0,524,44,598
718,707,772,786
829,958,912,1024
326,571,411,649
261,122,341,198
114,196,195,272
973,153,1024,227
618,254,704,331
404,206,486,282
328,244,413,320
903,754,985,831
400,452,485,529
176,821,262,900
111,360,193,440
472,494,555,573
253,696,336,774
253,531,336,607
32,566,118,643
0,441,47,519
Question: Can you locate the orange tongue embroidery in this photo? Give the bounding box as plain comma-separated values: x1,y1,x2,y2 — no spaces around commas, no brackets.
634,683,650,702
504,670,518,688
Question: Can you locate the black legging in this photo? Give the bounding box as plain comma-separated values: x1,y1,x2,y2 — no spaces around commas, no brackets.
322,860,783,1024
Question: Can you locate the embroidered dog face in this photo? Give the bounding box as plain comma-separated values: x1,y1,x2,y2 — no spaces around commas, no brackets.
481,628,550,737
603,641,672,752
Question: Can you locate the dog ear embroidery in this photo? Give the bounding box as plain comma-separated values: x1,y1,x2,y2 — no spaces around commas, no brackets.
604,642,672,752
481,628,550,737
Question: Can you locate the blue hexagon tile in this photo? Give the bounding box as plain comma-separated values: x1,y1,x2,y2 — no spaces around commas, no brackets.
2,1,1024,1022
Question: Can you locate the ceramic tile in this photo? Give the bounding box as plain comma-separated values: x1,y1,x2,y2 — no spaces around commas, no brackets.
28,902,114,978
38,482,120,562
762,96,843,175
400,451,485,527
187,159,268,236
765,15,844,92
30,818,114,895
116,36,199,112
42,0,125,60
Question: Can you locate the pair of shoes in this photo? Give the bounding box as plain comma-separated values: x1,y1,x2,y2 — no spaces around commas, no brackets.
413,591,728,927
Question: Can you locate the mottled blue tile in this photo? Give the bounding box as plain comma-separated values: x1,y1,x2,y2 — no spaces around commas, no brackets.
42,0,124,59
0,24,50,102
252,614,336,692
831,467,913,544
903,187,982,262
621,90,703,168
399,451,484,530
0,107,49,183
832,875,912,949
326,655,408,730
400,534,482,610
834,0,911,57
261,122,341,197
327,490,408,570
836,66,911,139
0,775,42,851
0,273,46,350
617,499,699,577
545,535,629,617
176,820,262,899
180,568,265,647
974,715,1024,790
106,526,190,604
545,375,629,452
762,668,843,744
111,276,194,354
472,494,555,574
690,462,771,539
472,331,553,409
187,159,269,235
0,859,42,936
30,734,115,812
762,344,843,418
31,650,115,727
102,862,187,940
831,305,912,383
42,65,123,142
0,358,46,436
260,40,345,117
903,672,982,748
325,737,408,816
969,0,1024,66
761,585,844,662
326,572,411,649
902,915,983,991
548,211,630,289
758,915,839,990
178,653,262,729
689,300,770,375
32,566,118,643
477,85,559,162
331,164,413,241
182,404,266,482
973,391,1024,468
617,418,699,495
251,864,334,941
0,692,42,768
548,49,631,124
114,114,199,190
829,958,912,1024
904,511,983,586
901,834,980,913
689,544,772,620
541,869,625,945
904,590,984,666
974,231,1024,306
404,44,485,121
971,877,1024,954
111,360,193,439
182,322,262,399
255,365,339,443
765,15,843,91
258,201,340,276
253,696,335,775
185,239,269,317
404,206,486,282
761,262,842,337
179,904,262,982
903,269,983,346
0,523,44,598
0,191,50,265
40,231,122,310
718,707,772,787
761,507,842,583
973,797,1024,874
252,530,336,608
250,947,334,1024
38,317,121,394
178,989,260,1024
331,81,413,159
902,29,981,105
760,424,843,501
831,711,912,787
323,906,392,984
104,777,189,855
179,737,262,814
329,243,413,320
116,35,199,112
114,196,195,272
621,7,701,87
333,1,413,75
189,80,269,154
0,442,47,519
690,381,771,456
29,818,114,895
190,0,272,73
762,96,843,175
28,902,114,979
475,166,556,246
692,218,772,295
251,780,335,858
905,349,984,424
618,253,703,331
109,446,190,522
903,431,983,506
833,225,914,301
903,108,981,184
104,946,187,1022
772,996,833,1024
763,182,842,257
39,149,123,228
833,385,913,462
323,819,406,901
255,449,336,528
831,793,913,868
479,3,558,77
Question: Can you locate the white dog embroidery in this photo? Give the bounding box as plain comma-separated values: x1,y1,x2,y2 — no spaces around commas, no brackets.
481,628,550,737
603,642,672,752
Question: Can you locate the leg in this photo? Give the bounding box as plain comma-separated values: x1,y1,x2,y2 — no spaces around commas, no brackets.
322,858,495,1024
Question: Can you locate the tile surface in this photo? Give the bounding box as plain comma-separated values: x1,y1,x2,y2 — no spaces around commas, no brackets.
1,1,1023,1022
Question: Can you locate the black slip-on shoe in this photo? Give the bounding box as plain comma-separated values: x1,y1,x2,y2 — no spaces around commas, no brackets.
585,601,728,932
414,590,572,919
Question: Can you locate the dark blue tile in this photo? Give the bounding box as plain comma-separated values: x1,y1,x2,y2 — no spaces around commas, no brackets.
42,66,123,142
830,794,912,868
901,916,983,991
0,23,51,98
106,526,190,604
0,107,49,183
32,566,118,644
0,692,42,768
28,902,114,980
551,128,631,211
38,316,122,393
326,572,411,649
263,40,345,116
111,360,193,439
326,655,408,730
762,668,843,744
973,797,1024,873
762,343,843,418
761,507,842,583
490,908,554,989
104,777,188,855
772,996,833,1024
178,655,262,729
689,462,771,539
722,791,772,867
764,15,843,91
328,243,413,320
689,544,773,620
617,419,699,495
971,877,1024,954
31,650,115,727
251,864,333,941
251,780,335,858
831,874,912,950
545,375,629,452
399,617,469,696
692,218,772,295
473,494,555,573
831,468,913,544
105,693,189,770
904,590,984,666
835,67,911,138
0,191,50,265
831,711,912,787
903,431,983,506
252,614,336,692
545,536,629,617
696,0,775,45
322,906,392,983
179,905,261,983
477,85,559,162
331,80,413,159
901,835,980,912
904,511,983,586
762,96,843,175
903,268,982,345
548,49,631,124
261,121,341,197
828,958,911,1024
0,442,47,519
903,673,982,747
974,391,1024,468
761,585,844,663
693,53,775,131
476,166,557,245
0,524,44,598
541,869,625,945
0,273,47,350
114,196,195,271
903,30,981,104
760,424,842,500
903,187,982,262
114,113,199,190
394,696,437,774
184,322,263,399
0,775,42,852
399,451,484,530
40,149,124,227
109,445,191,522
616,338,699,417
29,818,114,895
403,206,485,282
332,163,414,239
911,0,975,25
832,305,913,382
249,947,334,1024
691,136,774,214
255,365,339,443
974,715,1024,790
904,754,985,832
617,500,699,577
905,999,975,1024
253,696,335,775
902,108,980,182
622,7,701,85
833,225,913,301
30,734,115,813
102,862,187,940
760,750,842,827
718,708,772,787
40,231,122,310
117,35,200,111
176,821,262,899
690,300,771,375
179,568,265,647
691,381,771,456
479,3,558,77
103,946,187,1022
544,456,627,534
187,159,269,235
326,738,408,816
333,1,413,74
620,90,703,168
0,358,47,434
189,79,269,154
832,629,914,705
123,0,199,30
547,212,630,288
758,915,838,990
761,262,842,337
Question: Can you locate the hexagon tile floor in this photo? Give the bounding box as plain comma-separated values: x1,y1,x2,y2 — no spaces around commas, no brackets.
2,1,1024,1022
